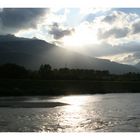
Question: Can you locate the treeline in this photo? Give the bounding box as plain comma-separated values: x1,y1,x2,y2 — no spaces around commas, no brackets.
0,63,140,81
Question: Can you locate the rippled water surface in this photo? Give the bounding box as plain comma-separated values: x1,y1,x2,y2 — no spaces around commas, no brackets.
0,93,140,132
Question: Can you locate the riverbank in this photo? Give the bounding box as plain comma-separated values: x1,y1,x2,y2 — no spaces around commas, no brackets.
0,79,140,96
0,101,68,108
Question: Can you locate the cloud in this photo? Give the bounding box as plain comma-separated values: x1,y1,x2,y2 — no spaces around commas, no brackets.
102,12,117,23
81,39,140,61
82,8,111,22
88,43,140,65
111,51,140,65
98,27,130,39
132,20,140,34
122,53,139,64
49,22,74,39
82,10,140,46
0,8,48,34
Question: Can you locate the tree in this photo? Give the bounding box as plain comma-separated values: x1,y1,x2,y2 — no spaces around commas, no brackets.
38,64,52,79
0,63,28,79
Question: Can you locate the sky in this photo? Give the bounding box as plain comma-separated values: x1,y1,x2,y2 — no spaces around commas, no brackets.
1,8,140,65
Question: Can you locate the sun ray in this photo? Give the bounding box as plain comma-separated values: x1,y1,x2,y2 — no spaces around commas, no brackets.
62,25,99,51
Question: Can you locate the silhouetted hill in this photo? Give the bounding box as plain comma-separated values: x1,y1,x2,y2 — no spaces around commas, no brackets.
135,62,140,69
0,34,139,74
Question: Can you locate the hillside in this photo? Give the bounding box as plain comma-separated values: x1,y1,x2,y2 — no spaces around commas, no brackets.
0,34,139,74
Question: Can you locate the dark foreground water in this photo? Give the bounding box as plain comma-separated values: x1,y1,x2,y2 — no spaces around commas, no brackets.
0,93,140,132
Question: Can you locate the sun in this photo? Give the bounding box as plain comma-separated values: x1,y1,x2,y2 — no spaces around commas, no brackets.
62,25,99,51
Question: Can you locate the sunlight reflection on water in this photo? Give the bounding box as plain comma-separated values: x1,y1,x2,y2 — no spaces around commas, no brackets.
59,95,90,105
1,94,140,132
43,95,102,132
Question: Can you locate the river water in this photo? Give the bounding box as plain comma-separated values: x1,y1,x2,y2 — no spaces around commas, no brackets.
0,93,140,132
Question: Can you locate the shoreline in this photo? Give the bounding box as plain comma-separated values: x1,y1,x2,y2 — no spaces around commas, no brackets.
0,101,69,108
0,79,140,96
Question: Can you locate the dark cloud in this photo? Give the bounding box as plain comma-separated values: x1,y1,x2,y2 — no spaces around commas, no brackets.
0,8,48,34
102,13,117,23
49,22,74,39
132,20,140,34
98,27,130,39
121,51,140,64
83,9,111,22
83,40,140,60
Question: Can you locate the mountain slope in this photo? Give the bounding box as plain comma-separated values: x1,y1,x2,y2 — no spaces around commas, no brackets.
0,34,139,74
135,62,140,69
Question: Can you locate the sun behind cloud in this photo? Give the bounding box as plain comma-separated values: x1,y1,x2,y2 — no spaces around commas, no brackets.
61,23,99,51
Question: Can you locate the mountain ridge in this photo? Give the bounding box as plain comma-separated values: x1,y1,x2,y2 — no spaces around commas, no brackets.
0,34,139,74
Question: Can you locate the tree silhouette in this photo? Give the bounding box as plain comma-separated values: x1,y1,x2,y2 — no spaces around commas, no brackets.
0,63,140,81
0,63,28,79
39,64,52,79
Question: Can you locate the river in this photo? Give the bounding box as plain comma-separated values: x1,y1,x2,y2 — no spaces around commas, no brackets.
0,93,140,132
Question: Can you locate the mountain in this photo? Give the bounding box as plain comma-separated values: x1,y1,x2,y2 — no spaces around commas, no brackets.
0,34,139,74
135,62,140,69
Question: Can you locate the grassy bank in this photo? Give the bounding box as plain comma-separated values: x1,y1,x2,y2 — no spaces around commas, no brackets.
0,79,140,96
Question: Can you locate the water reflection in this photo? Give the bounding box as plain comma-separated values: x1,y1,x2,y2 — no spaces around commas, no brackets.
57,95,90,120
36,94,140,132
53,95,93,131
1,94,140,132
36,95,105,132
60,95,90,106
